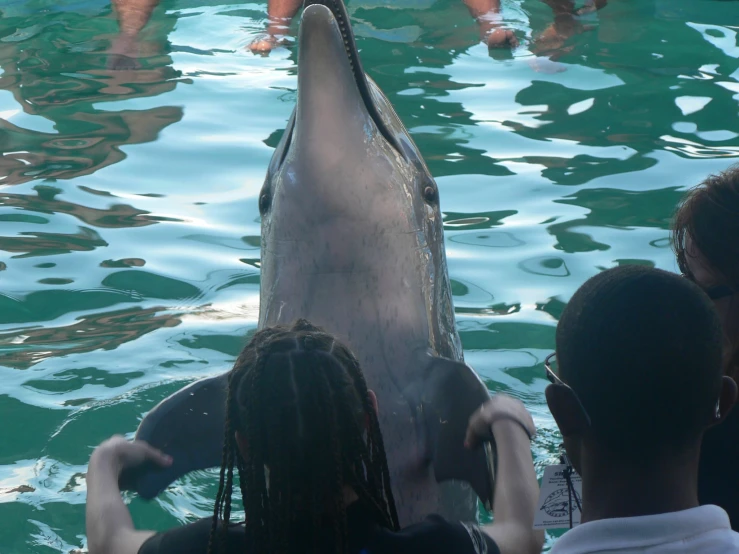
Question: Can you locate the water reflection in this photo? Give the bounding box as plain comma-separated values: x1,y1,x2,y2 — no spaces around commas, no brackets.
0,1,195,377
0,306,182,369
0,0,185,186
0,226,107,257
496,1,739,262
548,187,685,253
1,185,158,230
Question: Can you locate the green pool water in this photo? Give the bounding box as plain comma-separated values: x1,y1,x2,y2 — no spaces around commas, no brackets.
1,0,739,551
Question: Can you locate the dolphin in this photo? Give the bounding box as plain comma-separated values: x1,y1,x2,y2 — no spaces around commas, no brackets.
120,0,496,525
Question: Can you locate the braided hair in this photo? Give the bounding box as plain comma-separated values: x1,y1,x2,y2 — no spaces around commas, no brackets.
208,319,400,554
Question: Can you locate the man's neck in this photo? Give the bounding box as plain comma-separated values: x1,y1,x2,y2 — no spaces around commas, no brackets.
579,445,701,524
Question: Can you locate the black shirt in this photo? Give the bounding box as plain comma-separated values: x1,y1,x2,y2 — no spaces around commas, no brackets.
139,501,501,554
700,404,739,530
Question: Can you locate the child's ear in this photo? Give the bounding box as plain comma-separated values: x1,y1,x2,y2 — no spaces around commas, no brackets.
365,389,379,429
235,431,248,459
368,389,379,414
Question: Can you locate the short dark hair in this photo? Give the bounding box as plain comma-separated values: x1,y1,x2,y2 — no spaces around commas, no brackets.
556,265,723,457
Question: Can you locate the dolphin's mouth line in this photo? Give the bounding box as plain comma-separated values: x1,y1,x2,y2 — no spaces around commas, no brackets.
301,0,403,154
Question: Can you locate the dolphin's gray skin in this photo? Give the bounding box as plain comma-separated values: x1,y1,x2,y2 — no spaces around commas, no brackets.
120,0,496,526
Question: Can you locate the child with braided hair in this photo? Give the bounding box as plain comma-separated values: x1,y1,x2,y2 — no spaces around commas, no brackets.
86,319,543,554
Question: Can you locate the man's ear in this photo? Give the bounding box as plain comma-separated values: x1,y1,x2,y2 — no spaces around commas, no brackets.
712,375,738,427
545,384,589,437
368,389,379,414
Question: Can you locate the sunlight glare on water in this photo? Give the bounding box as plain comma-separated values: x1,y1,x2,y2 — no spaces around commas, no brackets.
1,0,739,551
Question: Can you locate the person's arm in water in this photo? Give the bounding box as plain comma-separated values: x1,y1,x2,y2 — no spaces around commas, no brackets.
113,0,161,37
465,395,544,554
86,436,172,554
248,0,303,53
460,0,518,48
531,0,606,58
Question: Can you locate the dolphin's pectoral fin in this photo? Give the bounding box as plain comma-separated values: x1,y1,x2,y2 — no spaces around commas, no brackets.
421,356,496,511
118,372,229,499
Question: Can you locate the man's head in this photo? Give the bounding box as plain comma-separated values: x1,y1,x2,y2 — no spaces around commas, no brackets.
673,164,739,379
546,265,736,473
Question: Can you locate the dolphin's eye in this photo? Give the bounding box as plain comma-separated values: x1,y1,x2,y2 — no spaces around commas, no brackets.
423,186,437,204
259,192,271,214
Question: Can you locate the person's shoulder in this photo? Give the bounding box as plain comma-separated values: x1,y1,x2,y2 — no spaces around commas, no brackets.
694,505,739,550
696,527,739,553
719,528,739,547
371,514,501,554
138,518,245,554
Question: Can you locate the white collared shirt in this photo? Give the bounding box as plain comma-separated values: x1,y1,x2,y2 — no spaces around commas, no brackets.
549,505,739,553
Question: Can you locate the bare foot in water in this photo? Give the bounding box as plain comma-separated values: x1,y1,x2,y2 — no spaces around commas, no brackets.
484,27,519,48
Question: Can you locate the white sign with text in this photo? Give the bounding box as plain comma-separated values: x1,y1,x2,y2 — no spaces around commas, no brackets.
533,464,583,530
